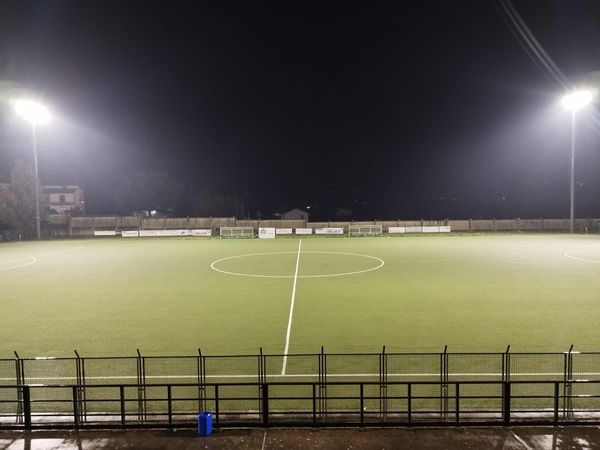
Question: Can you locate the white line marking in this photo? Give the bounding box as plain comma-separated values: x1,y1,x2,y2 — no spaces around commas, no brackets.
0,247,82,273
0,256,36,265
281,240,302,376
32,247,83,258
0,257,37,271
0,247,83,263
511,430,533,450
210,251,384,278
261,430,267,450
564,251,600,264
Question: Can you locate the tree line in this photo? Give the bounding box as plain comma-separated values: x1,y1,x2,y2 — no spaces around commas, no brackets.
0,160,239,239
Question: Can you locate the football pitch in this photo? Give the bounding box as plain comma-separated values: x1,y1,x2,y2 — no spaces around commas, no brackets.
1,234,600,358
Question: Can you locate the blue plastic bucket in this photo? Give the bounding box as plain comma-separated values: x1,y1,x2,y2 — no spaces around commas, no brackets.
198,411,213,436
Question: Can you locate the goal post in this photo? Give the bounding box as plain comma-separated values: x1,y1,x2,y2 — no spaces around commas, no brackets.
219,227,255,239
348,224,383,237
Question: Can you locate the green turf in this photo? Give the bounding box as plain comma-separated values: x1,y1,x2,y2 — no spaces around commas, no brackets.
1,234,600,358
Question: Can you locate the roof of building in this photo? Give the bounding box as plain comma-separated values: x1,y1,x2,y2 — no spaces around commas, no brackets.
284,208,308,215
42,185,81,194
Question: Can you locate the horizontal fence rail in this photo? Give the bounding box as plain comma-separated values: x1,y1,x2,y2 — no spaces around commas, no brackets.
2,348,600,428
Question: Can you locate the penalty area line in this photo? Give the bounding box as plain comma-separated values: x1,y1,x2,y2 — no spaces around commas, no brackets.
281,239,302,375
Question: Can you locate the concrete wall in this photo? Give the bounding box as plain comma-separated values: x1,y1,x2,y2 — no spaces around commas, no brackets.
49,216,238,236
235,219,305,229
46,215,600,236
454,218,599,233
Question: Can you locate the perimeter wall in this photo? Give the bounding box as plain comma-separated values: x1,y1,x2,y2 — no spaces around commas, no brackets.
45,215,600,236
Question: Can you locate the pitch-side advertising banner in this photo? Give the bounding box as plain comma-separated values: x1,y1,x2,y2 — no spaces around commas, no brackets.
295,228,313,235
423,226,451,233
387,227,406,234
190,229,212,236
155,229,189,237
94,230,117,236
315,227,344,235
259,227,276,239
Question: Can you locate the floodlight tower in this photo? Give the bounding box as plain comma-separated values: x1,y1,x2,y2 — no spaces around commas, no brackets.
14,99,52,240
560,89,595,233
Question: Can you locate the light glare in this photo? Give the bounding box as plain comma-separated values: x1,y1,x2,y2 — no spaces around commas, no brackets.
14,99,52,125
561,89,596,112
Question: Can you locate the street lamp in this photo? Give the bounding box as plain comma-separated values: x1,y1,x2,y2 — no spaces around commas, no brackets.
14,99,52,240
561,89,595,233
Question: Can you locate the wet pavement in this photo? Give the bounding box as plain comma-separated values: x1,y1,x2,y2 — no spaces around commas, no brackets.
1,426,600,449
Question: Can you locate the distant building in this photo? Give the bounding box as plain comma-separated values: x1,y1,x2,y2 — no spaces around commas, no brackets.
43,185,85,214
282,208,309,221
132,208,175,218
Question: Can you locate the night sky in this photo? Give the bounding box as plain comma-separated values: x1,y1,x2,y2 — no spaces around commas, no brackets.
1,1,599,220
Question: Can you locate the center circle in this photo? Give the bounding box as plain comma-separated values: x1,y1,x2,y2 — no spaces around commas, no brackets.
210,251,384,278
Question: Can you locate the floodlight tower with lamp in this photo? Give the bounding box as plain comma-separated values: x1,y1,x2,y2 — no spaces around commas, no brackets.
14,99,52,240
560,89,595,233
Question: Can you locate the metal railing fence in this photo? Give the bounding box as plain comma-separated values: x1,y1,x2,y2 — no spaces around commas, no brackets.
2,347,599,428
1,379,600,429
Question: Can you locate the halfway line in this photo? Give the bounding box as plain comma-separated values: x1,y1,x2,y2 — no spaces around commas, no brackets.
281,239,302,375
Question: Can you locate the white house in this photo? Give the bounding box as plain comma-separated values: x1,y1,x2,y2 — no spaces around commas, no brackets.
43,185,85,214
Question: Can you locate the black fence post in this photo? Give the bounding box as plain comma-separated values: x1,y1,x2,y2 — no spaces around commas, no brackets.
502,382,511,425
197,349,206,412
74,350,86,423
14,351,23,424
407,383,412,425
72,386,79,428
503,346,511,383
455,383,460,425
22,385,31,430
318,347,327,422
379,346,387,421
120,386,126,428
563,351,568,418
261,383,269,426
360,383,364,425
312,384,316,425
502,346,511,419
440,345,448,419
258,348,265,417
136,349,146,422
554,382,560,426
215,385,220,427
167,385,173,429
565,345,574,419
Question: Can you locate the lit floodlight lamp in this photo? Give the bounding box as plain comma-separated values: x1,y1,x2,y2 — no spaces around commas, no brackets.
560,88,596,233
14,99,51,126
13,98,52,240
561,89,596,112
